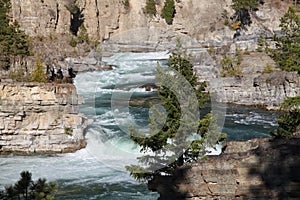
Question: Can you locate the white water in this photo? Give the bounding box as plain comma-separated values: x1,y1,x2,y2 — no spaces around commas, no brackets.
0,52,170,199
0,51,278,199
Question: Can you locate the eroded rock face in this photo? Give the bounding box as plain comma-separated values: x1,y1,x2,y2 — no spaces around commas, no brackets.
149,138,300,199
10,0,285,51
209,71,300,110
0,82,87,154
203,52,300,110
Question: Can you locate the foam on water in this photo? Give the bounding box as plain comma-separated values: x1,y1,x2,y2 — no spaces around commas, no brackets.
0,52,279,199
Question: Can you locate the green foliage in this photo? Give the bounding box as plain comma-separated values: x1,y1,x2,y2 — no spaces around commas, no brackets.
68,24,89,47
161,0,176,25
231,0,262,29
220,48,243,77
256,33,269,52
271,96,300,139
231,0,260,11
122,0,130,9
126,41,225,181
224,18,230,26
77,24,89,44
8,66,31,82
64,127,73,136
262,63,274,74
0,1,31,70
145,0,156,16
269,7,300,74
68,37,77,47
0,171,57,200
31,58,46,83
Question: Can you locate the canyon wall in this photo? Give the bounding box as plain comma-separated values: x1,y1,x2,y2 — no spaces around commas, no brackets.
10,0,285,51
149,137,300,199
194,50,300,110
0,82,87,153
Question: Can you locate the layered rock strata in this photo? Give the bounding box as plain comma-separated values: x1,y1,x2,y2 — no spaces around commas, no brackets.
0,82,87,153
194,51,300,110
10,0,286,51
149,138,300,199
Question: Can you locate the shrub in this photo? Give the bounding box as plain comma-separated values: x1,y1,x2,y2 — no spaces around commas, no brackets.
68,37,77,47
64,127,73,136
31,58,46,83
8,67,30,82
123,0,130,9
220,48,243,77
262,63,274,74
271,96,300,139
145,0,156,16
77,24,89,44
231,0,263,29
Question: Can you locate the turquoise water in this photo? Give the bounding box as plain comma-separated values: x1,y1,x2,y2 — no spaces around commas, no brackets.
0,52,279,199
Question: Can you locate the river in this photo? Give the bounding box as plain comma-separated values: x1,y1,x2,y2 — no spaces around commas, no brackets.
0,51,279,199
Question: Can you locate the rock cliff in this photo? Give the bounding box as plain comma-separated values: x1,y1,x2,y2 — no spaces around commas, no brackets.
149,137,300,199
0,82,87,153
193,50,300,110
10,0,286,51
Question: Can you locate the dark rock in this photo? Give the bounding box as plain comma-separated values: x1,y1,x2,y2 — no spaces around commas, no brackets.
150,138,300,199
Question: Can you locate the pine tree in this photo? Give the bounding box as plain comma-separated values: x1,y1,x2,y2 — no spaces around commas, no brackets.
0,0,12,69
271,96,300,138
31,57,46,83
270,7,300,74
0,0,31,70
0,171,57,200
126,41,226,181
161,0,176,25
145,0,156,16
231,0,260,11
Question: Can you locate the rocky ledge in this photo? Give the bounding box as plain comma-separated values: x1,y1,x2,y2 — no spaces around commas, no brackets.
149,136,300,199
0,82,88,154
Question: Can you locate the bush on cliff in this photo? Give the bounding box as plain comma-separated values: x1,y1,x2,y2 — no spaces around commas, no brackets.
161,0,176,25
0,171,57,200
31,58,46,83
269,7,300,74
271,96,300,139
145,0,156,16
231,0,263,29
220,48,243,77
126,40,226,181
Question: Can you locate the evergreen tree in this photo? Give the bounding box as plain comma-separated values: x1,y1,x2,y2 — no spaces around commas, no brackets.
270,7,300,74
0,171,57,200
0,0,12,69
126,41,226,181
31,57,46,83
0,0,31,70
161,0,176,25
14,171,32,199
271,96,300,139
145,0,156,16
231,0,260,11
